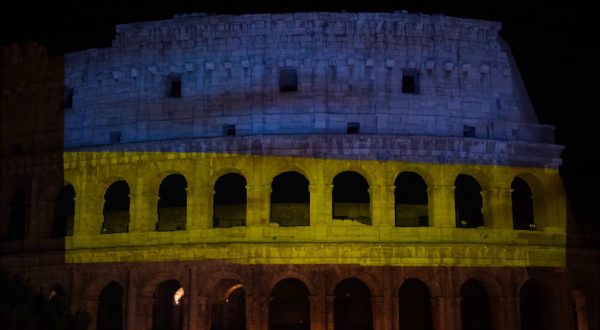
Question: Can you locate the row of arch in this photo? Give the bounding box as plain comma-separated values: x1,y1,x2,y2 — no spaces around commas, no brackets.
47,276,574,330
5,171,536,239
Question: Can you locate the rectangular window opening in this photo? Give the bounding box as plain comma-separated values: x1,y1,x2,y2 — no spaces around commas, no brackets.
463,125,476,138
347,122,360,134
166,75,182,98
109,131,122,143
223,124,236,136
401,73,419,94
279,68,298,92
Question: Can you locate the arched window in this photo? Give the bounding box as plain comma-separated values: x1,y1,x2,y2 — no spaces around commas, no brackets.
395,172,429,227
399,279,433,330
269,278,310,330
52,184,75,237
512,177,535,230
7,188,27,240
334,278,373,330
454,175,483,228
153,280,184,330
332,171,370,225
270,171,310,227
157,174,187,231
460,279,491,330
97,282,123,330
213,173,247,228
102,180,130,234
210,279,246,330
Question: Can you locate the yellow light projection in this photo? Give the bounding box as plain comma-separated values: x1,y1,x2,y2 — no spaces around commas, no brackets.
64,151,566,267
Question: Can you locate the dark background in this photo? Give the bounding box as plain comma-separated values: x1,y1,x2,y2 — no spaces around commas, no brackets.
1,0,597,222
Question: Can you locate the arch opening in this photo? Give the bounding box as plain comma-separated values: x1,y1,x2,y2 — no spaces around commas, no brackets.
7,188,27,240
395,172,429,227
52,184,75,237
211,279,246,330
102,180,130,234
399,279,433,330
157,174,187,231
332,171,371,225
334,278,373,330
153,279,184,330
512,177,535,230
519,279,556,330
97,282,124,330
213,173,247,228
460,279,491,330
454,175,483,228
270,171,310,227
270,278,310,330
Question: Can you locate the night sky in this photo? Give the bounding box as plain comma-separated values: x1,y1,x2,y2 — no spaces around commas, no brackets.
1,0,598,210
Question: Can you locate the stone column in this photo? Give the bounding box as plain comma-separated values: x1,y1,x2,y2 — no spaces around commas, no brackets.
392,296,399,330
369,185,386,227
496,296,518,330
372,296,385,330
141,297,154,330
131,175,157,232
385,185,397,228
191,186,212,229
188,268,198,330
79,299,98,330
434,296,457,330
309,184,324,225
323,185,334,224
482,187,512,229
326,295,335,330
126,270,137,330
429,185,456,228
310,295,325,330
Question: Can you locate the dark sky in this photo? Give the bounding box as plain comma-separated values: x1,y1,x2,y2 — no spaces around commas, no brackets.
1,0,598,184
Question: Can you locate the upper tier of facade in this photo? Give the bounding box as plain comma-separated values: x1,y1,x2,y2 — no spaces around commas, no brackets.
61,12,555,151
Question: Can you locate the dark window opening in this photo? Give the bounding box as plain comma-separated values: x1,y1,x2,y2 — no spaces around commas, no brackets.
7,188,27,240
347,122,360,134
270,171,310,227
52,184,75,237
102,180,130,234
395,172,429,227
167,76,182,98
399,279,433,330
455,174,483,228
402,73,419,94
269,279,310,330
332,171,370,225
223,124,236,136
97,282,124,330
109,131,121,143
279,68,298,92
519,280,547,330
334,278,373,330
153,280,184,330
460,279,491,330
157,174,187,231
213,173,247,228
63,87,73,109
463,125,476,138
512,177,535,230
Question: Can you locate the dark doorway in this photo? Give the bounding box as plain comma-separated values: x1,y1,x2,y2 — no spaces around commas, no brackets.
454,175,483,228
211,280,246,330
52,184,75,237
332,171,371,225
213,173,247,227
399,279,433,330
97,282,123,330
269,278,310,330
460,279,491,330
157,174,187,231
334,278,373,330
395,172,429,227
153,280,184,330
520,280,546,330
270,171,310,227
102,180,130,233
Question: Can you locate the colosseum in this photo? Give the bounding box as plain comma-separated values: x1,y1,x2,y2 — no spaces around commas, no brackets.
1,11,597,330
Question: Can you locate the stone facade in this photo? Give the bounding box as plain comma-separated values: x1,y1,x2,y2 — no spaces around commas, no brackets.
1,12,597,330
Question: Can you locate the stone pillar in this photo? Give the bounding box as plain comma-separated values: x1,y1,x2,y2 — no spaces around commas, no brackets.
80,299,98,330
310,295,325,330
369,185,387,227
127,270,137,330
131,175,157,232
309,184,324,225
323,185,334,223
392,296,399,330
385,185,397,227
188,268,198,330
429,185,456,228
141,297,154,330
191,186,212,229
197,295,209,330
326,295,335,330
483,187,512,229
496,296,519,330
246,184,270,227
372,296,385,330
434,296,456,330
